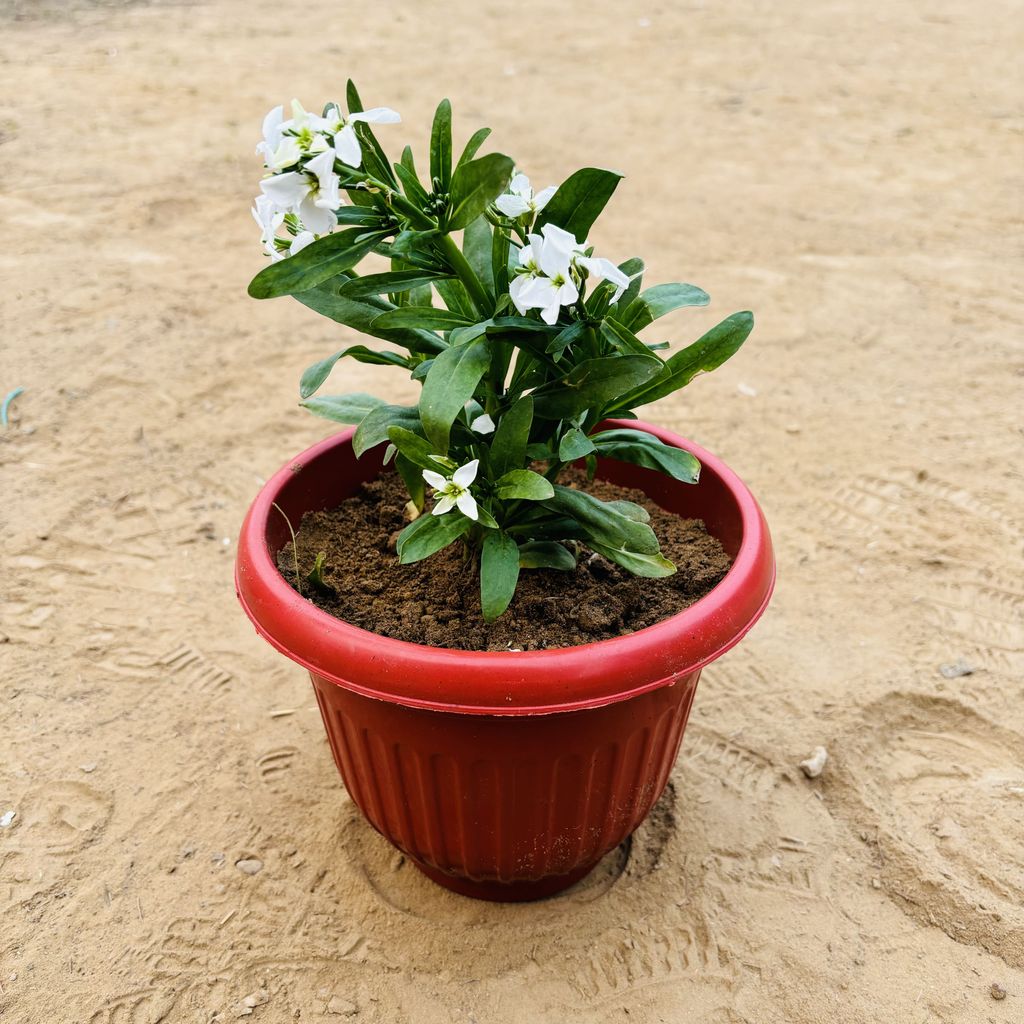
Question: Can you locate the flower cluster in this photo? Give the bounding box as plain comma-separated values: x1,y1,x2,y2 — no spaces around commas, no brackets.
252,99,400,260
510,222,630,325
248,83,754,620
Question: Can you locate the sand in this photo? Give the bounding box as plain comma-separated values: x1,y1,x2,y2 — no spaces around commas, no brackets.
1,1,1021,1021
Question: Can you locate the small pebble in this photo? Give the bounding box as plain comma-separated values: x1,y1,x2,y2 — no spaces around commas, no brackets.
327,995,358,1016
785,423,801,434
939,659,974,679
79,763,97,773
0,810,15,828
737,382,758,397
235,858,263,876
990,982,1007,1001
871,877,882,889
799,746,828,779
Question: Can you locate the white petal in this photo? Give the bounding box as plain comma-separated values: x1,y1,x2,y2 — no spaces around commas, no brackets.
455,492,478,521
471,413,495,434
298,195,336,235
532,185,556,211
289,231,316,255
518,276,559,310
259,171,307,210
516,242,535,269
453,459,479,487
541,222,582,248
509,172,531,196
351,106,401,124
335,124,362,166
509,274,533,315
495,194,531,218
306,148,341,209
540,299,561,325
422,469,448,490
556,278,579,306
432,494,457,515
265,137,303,172
260,104,285,151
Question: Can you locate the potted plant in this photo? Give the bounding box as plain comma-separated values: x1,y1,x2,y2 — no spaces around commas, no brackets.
236,84,775,901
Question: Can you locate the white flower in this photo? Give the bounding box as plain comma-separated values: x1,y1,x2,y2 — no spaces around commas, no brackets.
309,102,401,168
422,460,479,520
495,172,556,220
259,148,341,235
256,105,286,160
251,194,285,261
576,255,631,302
470,413,495,434
509,223,581,325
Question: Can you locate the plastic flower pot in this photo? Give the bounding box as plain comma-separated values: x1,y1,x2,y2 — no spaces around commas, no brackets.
235,420,775,902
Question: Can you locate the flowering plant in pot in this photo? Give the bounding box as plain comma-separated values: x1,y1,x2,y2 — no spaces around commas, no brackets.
236,83,775,901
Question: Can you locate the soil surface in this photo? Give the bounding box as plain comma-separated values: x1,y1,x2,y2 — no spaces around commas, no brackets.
282,470,731,650
2,2,1022,1023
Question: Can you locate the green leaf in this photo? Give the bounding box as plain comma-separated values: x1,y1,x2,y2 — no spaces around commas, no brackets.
446,153,515,231
612,257,644,314
352,121,398,187
535,167,623,238
605,499,650,523
590,428,701,483
345,80,363,114
558,427,596,462
386,425,442,471
394,452,426,511
518,541,576,571
430,98,453,190
395,152,429,206
447,319,493,347
339,270,453,298
371,306,475,331
588,543,676,578
600,317,660,358
610,311,754,411
353,404,422,457
532,355,663,419
620,283,710,333
248,229,387,299
458,126,492,168
306,551,334,595
294,283,445,354
419,339,490,451
462,216,495,294
334,206,389,226
396,510,473,564
299,393,386,423
489,395,534,478
547,320,587,358
543,485,660,554
480,531,520,621
494,469,555,501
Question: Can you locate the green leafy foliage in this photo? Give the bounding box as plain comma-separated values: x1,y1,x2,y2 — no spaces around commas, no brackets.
248,83,756,618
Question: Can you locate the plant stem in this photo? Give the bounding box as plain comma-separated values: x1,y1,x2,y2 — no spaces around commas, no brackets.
438,234,491,317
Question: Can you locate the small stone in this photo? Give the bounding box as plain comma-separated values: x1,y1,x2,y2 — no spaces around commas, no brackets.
327,995,358,1016
990,982,1007,1001
236,858,263,876
737,382,758,397
871,877,881,889
939,659,973,679
79,763,97,773
0,811,15,828
799,746,828,779
242,989,269,1010
785,423,801,434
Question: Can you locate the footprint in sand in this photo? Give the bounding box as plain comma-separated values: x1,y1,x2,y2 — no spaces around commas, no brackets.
830,692,1024,968
12,779,112,855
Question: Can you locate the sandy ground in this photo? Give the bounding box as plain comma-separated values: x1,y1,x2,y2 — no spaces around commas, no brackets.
1,0,1022,1021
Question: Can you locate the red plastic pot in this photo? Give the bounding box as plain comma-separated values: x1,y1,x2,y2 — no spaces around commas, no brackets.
235,420,774,901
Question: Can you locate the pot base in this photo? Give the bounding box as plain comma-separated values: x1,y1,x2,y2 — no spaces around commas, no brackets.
411,857,597,903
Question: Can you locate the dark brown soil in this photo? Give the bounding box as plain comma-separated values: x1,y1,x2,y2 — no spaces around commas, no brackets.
279,470,732,651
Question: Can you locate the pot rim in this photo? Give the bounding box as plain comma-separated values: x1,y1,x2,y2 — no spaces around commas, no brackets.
235,420,775,716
